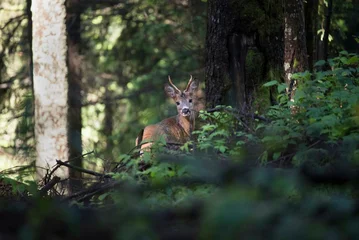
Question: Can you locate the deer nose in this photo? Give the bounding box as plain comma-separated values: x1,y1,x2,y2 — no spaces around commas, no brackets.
182,108,190,114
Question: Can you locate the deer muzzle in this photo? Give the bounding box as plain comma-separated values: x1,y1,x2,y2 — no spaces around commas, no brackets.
181,108,190,116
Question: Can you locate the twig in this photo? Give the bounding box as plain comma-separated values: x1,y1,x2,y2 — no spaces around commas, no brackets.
71,151,95,161
62,180,121,202
39,176,61,196
44,151,95,183
0,14,26,30
56,160,112,178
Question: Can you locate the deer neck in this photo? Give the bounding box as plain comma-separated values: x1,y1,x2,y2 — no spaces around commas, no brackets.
177,114,194,137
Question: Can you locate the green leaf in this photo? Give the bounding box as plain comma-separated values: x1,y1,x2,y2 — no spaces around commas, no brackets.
98,192,110,201
341,69,352,76
277,83,287,93
218,145,227,153
340,57,348,64
340,50,349,56
294,89,306,102
260,151,268,164
314,60,326,67
273,152,281,160
347,56,359,65
263,80,278,87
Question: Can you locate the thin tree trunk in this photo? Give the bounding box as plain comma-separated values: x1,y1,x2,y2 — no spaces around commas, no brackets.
26,0,33,87
103,88,114,171
316,0,325,61
312,0,319,64
322,0,333,61
32,0,69,190
284,0,308,100
67,0,83,192
26,0,35,147
305,0,318,71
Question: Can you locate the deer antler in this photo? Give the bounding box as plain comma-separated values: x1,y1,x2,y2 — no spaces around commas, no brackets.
168,75,181,93
184,75,193,92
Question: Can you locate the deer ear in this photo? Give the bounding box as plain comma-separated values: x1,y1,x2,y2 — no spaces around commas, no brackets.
165,84,177,98
187,79,199,93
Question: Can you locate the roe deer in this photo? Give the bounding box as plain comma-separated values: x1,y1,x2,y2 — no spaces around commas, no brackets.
136,75,199,151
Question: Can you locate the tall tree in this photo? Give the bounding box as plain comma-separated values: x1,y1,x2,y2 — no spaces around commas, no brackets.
102,87,114,170
205,0,249,109
305,0,319,71
66,0,83,192
27,0,34,87
321,0,333,62
284,0,308,99
32,0,69,188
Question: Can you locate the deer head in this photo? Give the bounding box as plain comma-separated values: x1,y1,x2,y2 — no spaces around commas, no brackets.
165,75,198,119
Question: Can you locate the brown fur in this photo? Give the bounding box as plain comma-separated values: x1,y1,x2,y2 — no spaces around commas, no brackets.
136,76,199,152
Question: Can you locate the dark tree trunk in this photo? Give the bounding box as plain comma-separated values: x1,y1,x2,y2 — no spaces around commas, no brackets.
322,0,333,61
228,34,250,109
284,0,308,99
26,0,33,87
305,0,319,71
257,23,285,104
103,88,114,171
205,0,250,109
67,0,83,192
312,0,319,63
205,0,232,108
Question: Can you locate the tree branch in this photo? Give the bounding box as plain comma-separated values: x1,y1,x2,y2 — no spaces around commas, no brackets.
39,176,61,196
56,160,112,178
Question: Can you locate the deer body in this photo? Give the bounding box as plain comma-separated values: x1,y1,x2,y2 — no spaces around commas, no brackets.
136,76,198,151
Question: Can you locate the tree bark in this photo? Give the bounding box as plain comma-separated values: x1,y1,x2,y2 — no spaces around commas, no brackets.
257,22,284,104
305,0,319,71
27,0,34,87
228,34,252,109
103,88,114,170
66,0,83,192
205,0,251,109
32,0,69,188
322,0,333,62
284,0,309,100
205,0,232,108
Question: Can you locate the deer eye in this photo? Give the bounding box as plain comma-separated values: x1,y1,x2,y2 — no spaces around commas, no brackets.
176,102,180,105
189,99,192,103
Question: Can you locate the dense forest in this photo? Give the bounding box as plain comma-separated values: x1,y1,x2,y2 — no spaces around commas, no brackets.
0,0,359,239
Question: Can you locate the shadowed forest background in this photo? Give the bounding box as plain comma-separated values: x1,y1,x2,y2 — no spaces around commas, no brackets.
0,0,359,239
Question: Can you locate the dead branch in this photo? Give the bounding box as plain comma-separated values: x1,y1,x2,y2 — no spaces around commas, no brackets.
0,14,26,31
44,151,95,184
38,176,61,196
56,160,112,179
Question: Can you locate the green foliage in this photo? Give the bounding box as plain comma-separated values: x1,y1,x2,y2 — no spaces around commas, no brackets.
59,53,359,217
1,0,359,237
260,52,359,166
80,0,207,155
193,107,258,159
156,52,359,169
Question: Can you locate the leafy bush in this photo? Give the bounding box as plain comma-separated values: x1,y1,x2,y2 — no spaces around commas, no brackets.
190,52,359,168
5,52,357,239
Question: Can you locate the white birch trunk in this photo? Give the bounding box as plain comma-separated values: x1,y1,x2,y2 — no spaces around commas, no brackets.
32,0,69,183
